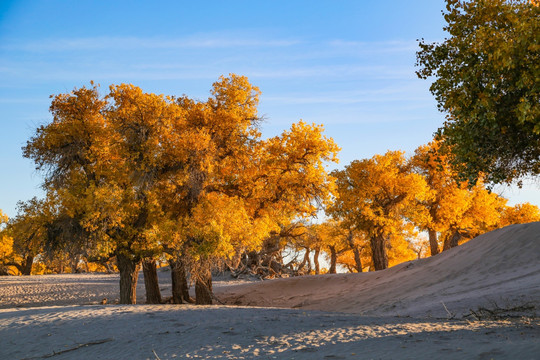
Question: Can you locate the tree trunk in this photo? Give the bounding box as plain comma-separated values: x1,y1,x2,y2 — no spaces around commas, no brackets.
428,229,439,256
70,254,81,273
370,234,388,271
169,258,191,304
116,252,141,304
0,266,9,276
328,245,337,274
195,267,213,305
247,251,260,269
105,261,115,274
297,248,310,273
313,248,320,274
21,255,34,275
443,230,461,251
352,246,363,273
142,259,162,304
346,230,362,272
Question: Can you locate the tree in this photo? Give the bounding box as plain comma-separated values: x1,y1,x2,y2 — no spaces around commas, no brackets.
329,151,432,270
411,141,500,255
439,179,506,250
241,222,309,278
0,210,14,275
2,200,105,276
42,198,94,274
412,142,510,253
165,85,339,301
24,83,185,302
24,75,339,304
4,198,52,275
498,202,540,227
337,227,369,273
308,222,348,274
289,223,320,275
0,235,14,275
152,76,336,301
416,0,540,185
309,221,368,274
0,210,7,227
412,141,463,255
106,83,186,304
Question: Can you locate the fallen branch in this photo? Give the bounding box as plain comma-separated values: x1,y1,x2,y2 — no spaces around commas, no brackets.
22,338,114,359
441,301,455,319
464,303,536,320
152,349,162,360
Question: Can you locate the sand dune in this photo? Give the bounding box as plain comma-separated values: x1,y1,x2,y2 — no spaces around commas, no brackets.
218,222,540,318
0,223,539,359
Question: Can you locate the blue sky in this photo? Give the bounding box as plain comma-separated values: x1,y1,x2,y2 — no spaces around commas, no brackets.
1,0,538,218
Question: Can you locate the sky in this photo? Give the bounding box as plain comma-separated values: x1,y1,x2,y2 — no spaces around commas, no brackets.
0,0,538,218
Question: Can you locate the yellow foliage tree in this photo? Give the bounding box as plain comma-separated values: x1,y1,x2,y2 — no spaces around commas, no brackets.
163,78,339,302
448,180,507,242
0,210,15,275
305,222,347,274
412,141,509,253
24,82,185,302
4,198,54,275
330,222,370,273
328,151,432,270
498,202,540,227
24,75,339,304
412,141,463,255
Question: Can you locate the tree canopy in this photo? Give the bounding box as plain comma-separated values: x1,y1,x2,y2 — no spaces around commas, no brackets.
327,144,539,273
328,151,432,270
411,141,507,254
416,0,540,185
23,75,339,302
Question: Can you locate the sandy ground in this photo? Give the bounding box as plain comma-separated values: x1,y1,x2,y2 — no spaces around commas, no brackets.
218,222,540,319
1,223,539,359
0,271,252,308
1,305,538,360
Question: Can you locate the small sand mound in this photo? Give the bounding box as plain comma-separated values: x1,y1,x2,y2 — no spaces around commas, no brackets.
217,222,540,318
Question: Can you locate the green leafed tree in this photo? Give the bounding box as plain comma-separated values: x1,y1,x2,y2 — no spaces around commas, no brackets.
416,0,540,185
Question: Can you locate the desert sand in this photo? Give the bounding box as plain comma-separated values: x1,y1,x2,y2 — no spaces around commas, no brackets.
218,222,540,318
0,222,539,359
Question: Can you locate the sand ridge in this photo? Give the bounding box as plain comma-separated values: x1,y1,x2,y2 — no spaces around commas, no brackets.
217,222,540,318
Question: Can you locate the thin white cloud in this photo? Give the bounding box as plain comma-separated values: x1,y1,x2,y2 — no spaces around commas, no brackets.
0,61,416,82
3,35,301,52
